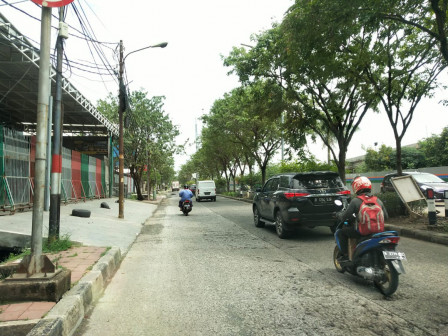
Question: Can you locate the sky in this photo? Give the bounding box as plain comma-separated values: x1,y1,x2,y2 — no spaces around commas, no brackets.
2,0,448,172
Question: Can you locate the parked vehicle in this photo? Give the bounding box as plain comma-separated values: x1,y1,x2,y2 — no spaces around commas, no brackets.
333,210,406,296
181,199,192,216
171,181,180,192
190,184,197,196
252,171,351,238
381,171,448,200
196,180,216,202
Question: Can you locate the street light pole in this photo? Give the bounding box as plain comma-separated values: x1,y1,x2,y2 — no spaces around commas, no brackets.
118,40,125,218
117,41,167,218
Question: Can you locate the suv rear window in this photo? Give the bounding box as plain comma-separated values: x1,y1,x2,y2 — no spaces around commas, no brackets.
292,174,344,189
279,175,290,189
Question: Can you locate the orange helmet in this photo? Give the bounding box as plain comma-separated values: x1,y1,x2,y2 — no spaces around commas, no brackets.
351,176,371,195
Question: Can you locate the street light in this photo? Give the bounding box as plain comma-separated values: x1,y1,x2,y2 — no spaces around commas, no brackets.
118,41,168,218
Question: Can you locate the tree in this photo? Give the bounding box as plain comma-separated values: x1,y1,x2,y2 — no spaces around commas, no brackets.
225,4,379,181
97,90,179,200
419,127,448,166
365,145,394,171
362,21,445,175
354,0,448,64
203,81,284,184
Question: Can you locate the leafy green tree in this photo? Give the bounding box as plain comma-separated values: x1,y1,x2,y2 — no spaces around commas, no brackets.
203,81,284,185
361,20,445,175
351,0,448,64
224,6,378,182
419,127,448,167
365,145,394,171
391,147,426,170
97,90,179,200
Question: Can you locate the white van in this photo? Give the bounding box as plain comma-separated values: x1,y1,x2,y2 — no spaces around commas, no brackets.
196,180,216,202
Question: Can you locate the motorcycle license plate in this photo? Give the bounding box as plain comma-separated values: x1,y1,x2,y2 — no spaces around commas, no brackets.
383,251,407,260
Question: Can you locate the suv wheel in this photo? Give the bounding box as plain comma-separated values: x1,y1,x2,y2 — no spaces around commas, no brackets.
253,207,265,228
275,211,290,239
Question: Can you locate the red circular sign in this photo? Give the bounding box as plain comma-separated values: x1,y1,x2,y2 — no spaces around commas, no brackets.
31,0,75,7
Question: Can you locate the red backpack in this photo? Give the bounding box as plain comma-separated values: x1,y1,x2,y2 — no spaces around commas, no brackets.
356,195,385,235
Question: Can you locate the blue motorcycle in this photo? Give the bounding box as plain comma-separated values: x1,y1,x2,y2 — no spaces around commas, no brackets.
333,220,406,296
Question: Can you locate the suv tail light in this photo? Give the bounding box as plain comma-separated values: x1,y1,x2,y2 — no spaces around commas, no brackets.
337,190,351,195
284,192,310,199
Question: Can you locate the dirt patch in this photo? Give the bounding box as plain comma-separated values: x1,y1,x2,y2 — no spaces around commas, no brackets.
387,214,448,233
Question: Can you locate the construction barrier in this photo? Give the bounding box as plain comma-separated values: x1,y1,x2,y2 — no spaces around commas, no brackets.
0,126,127,213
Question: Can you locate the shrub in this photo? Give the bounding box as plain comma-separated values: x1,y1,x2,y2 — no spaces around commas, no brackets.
376,192,406,217
43,234,76,253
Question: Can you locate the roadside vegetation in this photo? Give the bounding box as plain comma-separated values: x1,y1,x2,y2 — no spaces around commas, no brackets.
97,90,180,200
177,1,448,195
0,234,77,280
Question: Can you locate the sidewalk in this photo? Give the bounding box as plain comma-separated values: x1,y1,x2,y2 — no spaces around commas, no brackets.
0,194,166,336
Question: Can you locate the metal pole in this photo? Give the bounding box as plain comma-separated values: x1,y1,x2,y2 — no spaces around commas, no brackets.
118,40,124,218
44,96,53,211
30,6,52,274
109,133,113,198
150,147,151,201
49,7,65,242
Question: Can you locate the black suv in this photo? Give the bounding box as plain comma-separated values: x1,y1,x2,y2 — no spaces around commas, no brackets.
253,171,351,238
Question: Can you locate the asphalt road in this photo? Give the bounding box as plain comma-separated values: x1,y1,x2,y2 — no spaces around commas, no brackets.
76,195,448,336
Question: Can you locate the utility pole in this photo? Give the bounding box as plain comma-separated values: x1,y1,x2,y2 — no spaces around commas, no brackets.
117,40,167,214
49,7,67,242
118,40,125,218
29,6,52,274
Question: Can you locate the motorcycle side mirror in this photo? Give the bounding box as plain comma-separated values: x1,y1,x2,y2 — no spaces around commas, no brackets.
334,199,343,207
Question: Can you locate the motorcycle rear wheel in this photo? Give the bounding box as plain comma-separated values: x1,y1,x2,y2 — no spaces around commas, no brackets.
333,245,345,273
374,258,399,296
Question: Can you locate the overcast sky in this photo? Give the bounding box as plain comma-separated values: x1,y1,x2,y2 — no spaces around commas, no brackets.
2,0,448,172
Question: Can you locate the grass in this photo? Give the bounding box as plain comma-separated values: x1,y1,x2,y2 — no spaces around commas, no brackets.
1,234,77,265
100,247,111,257
43,234,77,253
222,192,241,198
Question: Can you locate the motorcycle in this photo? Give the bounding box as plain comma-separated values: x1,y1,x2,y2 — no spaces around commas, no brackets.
181,200,192,216
333,202,406,296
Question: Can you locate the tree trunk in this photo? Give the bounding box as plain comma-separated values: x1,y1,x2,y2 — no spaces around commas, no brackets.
337,146,347,182
131,169,144,201
395,138,403,175
261,165,267,185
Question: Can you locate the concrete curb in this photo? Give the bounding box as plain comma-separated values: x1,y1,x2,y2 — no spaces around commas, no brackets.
385,224,448,246
220,194,448,246
25,247,122,336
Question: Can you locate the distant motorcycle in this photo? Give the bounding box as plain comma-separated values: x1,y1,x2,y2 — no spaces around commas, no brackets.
333,204,406,296
181,200,192,216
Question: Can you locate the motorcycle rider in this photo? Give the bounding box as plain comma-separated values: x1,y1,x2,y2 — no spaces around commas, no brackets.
179,184,194,211
335,176,389,259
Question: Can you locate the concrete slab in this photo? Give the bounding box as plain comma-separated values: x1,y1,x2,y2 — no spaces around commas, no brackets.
0,269,71,302
0,198,158,255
